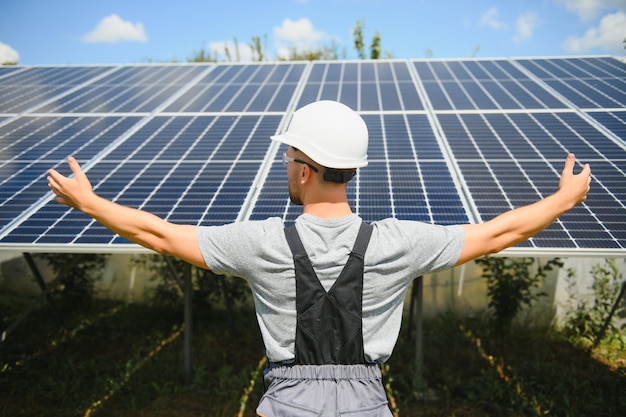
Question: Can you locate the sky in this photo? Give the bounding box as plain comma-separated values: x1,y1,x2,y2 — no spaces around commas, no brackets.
1,0,625,65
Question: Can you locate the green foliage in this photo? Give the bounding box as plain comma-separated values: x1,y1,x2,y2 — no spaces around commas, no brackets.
353,19,366,59
353,20,390,60
562,258,625,345
36,253,108,310
132,254,249,311
224,36,240,62
188,35,268,63
2,296,625,417
389,312,626,417
187,48,217,63
476,256,563,332
370,31,382,60
279,44,339,61
249,35,267,61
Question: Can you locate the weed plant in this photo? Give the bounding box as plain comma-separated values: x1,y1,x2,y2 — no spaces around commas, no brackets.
1,256,625,416
2,292,624,417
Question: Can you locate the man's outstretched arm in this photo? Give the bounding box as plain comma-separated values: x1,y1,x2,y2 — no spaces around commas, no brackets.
47,157,207,269
455,153,591,266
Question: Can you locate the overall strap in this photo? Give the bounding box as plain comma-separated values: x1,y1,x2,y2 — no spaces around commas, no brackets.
351,222,373,258
284,224,307,259
283,221,374,365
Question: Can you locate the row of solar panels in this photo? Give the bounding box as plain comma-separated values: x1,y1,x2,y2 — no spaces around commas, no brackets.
2,58,624,113
0,57,625,256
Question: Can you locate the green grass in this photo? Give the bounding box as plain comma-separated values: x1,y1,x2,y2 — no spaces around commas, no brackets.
1,294,624,417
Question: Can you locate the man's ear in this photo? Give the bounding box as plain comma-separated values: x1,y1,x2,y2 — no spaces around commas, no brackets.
300,164,311,184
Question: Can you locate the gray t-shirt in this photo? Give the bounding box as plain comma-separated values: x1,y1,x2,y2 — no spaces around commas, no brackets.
197,213,464,363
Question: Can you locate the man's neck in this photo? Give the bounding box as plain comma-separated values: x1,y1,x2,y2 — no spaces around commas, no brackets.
303,201,353,219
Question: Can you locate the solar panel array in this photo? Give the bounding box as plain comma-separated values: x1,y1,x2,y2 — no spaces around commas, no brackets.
0,57,624,256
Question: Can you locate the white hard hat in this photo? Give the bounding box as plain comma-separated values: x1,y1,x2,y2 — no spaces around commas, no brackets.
271,100,368,169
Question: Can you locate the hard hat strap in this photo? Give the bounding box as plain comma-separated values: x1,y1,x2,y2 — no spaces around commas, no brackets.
323,169,356,183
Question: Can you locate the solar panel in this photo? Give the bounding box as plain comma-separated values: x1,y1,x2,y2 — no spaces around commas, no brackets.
516,57,626,109
1,57,625,256
588,111,626,143
34,65,211,114
0,66,118,114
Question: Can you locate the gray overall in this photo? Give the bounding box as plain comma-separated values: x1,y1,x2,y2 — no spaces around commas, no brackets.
256,222,393,417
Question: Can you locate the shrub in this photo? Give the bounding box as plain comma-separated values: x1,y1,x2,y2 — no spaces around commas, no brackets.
476,256,563,333
562,258,625,346
37,253,108,310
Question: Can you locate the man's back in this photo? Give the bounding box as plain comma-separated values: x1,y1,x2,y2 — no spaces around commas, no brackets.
197,213,464,363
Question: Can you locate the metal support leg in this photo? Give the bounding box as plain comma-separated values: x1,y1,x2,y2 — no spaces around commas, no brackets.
23,253,64,328
163,256,193,384
164,256,184,291
414,276,423,383
593,279,626,348
183,262,193,384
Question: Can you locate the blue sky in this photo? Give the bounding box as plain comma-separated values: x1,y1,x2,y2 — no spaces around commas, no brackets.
1,0,625,65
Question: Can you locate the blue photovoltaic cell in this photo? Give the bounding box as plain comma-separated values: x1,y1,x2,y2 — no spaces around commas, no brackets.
297,61,422,111
588,111,626,143
0,66,115,113
413,60,567,111
36,65,209,113
1,114,281,245
165,63,306,112
437,110,626,250
0,58,624,253
0,67,22,78
0,116,141,233
515,57,626,109
249,113,466,226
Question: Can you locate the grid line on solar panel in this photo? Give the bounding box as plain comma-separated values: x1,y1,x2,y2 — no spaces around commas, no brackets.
0,116,142,236
22,114,281,244
438,114,562,236
438,109,625,249
297,61,422,111
222,64,306,113
1,66,114,86
165,63,305,113
515,57,626,109
588,111,626,143
416,60,543,111
1,58,624,253
0,66,120,114
448,62,518,110
520,57,626,80
248,110,468,226
0,67,24,80
35,65,211,114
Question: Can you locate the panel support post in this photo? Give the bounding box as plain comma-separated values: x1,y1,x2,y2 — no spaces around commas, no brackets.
593,279,626,348
23,253,64,328
183,262,193,385
414,276,424,387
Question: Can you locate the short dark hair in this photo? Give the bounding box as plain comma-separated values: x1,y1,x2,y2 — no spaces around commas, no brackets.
291,146,356,183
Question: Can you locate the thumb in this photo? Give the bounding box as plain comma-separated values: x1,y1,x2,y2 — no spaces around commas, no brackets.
581,162,591,177
562,153,576,177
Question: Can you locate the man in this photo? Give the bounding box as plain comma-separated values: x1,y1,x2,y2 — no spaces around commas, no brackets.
48,100,591,417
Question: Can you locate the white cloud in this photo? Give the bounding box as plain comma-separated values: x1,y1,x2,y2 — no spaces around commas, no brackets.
0,41,19,64
513,12,538,44
82,14,148,43
479,7,508,31
563,10,626,52
273,18,328,58
558,0,626,21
